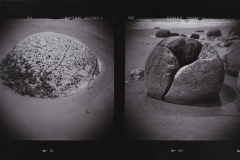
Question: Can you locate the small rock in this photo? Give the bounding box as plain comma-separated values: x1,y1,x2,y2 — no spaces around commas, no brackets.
143,42,151,45
154,27,161,29
207,28,222,39
190,34,200,39
130,68,144,81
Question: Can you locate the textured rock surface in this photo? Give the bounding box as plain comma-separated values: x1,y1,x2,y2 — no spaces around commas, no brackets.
161,37,202,67
207,28,221,39
0,32,99,98
190,34,200,39
223,41,240,74
145,44,180,100
145,37,224,104
130,68,144,81
165,43,224,104
145,37,202,100
155,29,171,38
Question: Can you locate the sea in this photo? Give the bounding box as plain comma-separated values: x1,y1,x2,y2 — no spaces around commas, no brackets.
126,19,240,30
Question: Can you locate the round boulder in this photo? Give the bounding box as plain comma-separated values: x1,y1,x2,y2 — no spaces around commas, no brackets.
223,41,240,75
207,28,222,40
190,34,200,39
145,37,224,104
155,29,171,38
0,32,99,98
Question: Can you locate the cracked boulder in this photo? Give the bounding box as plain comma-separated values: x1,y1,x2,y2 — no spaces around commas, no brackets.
0,32,100,98
145,37,224,104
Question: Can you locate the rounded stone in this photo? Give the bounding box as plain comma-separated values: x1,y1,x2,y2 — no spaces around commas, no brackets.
190,34,200,39
207,28,221,39
155,29,171,38
145,37,224,104
145,37,202,100
0,32,99,98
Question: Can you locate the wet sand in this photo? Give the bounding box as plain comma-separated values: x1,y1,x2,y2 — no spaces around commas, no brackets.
0,19,114,140
125,27,240,140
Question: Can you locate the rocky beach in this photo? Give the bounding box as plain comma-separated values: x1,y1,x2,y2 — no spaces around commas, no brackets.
125,19,240,140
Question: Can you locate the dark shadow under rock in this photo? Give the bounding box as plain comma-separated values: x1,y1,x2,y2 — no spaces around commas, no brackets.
170,33,179,36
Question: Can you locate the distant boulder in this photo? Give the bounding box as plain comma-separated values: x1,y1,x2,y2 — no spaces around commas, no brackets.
170,33,179,36
195,30,204,32
155,29,171,38
228,26,240,37
154,27,161,29
190,34,200,39
207,28,221,40
180,34,187,37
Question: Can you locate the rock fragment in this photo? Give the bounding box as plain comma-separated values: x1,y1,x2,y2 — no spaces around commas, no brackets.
165,43,224,104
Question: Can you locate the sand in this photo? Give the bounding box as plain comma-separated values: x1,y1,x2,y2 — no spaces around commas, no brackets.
125,26,240,140
0,19,114,140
